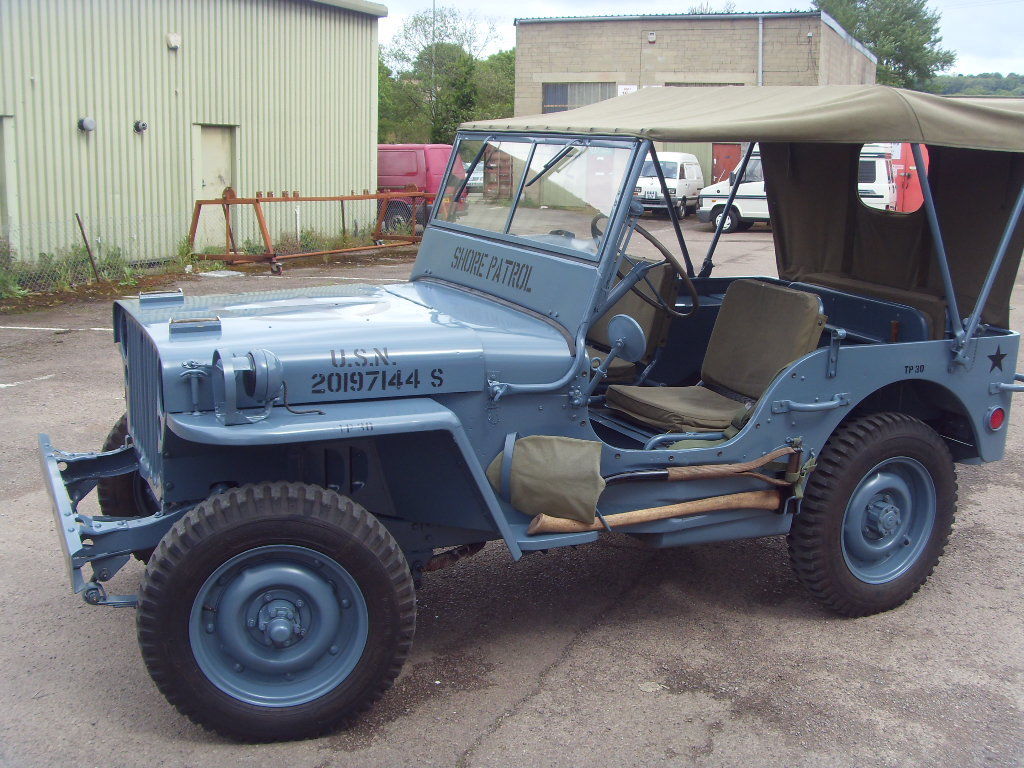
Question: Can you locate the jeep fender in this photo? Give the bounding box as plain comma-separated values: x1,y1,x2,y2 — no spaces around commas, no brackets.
167,398,522,558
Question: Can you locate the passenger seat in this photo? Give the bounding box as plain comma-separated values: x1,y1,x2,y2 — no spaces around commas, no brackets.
605,279,826,433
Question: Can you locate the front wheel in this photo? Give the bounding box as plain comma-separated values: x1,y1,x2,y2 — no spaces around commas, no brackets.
788,413,956,617
97,413,159,561
137,482,416,741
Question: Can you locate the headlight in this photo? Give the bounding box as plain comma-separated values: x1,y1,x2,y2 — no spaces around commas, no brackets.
212,348,284,425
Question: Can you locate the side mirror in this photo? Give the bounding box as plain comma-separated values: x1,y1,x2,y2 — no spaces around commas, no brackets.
729,171,737,186
607,314,647,363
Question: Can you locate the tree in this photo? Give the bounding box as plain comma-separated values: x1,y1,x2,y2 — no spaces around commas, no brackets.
814,0,956,88
924,72,1023,97
381,7,496,143
472,49,515,121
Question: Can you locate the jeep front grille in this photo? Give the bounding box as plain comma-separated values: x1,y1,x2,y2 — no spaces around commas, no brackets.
121,316,163,484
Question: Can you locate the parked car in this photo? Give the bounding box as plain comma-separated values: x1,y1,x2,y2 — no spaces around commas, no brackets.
633,151,704,216
40,85,1024,742
697,143,899,232
377,143,453,229
858,143,898,210
465,160,484,191
696,145,767,233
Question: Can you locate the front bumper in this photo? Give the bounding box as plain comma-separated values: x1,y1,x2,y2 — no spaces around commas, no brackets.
39,433,182,605
696,208,713,223
39,434,91,594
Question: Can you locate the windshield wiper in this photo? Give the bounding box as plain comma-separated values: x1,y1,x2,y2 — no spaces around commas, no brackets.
524,141,583,187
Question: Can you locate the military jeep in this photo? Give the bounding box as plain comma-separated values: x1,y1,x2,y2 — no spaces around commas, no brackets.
41,86,1024,741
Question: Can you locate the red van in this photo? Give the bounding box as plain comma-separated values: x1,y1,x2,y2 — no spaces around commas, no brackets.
377,144,458,229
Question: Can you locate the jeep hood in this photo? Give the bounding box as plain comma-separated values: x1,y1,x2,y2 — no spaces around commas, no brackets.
114,280,572,414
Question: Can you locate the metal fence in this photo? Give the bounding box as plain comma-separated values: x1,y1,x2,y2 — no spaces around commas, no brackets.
187,190,435,271
0,192,427,297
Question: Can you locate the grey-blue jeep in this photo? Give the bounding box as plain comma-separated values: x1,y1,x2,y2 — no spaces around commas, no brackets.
40,86,1024,741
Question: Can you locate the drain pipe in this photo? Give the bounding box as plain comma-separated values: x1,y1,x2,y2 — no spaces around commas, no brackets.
757,16,764,86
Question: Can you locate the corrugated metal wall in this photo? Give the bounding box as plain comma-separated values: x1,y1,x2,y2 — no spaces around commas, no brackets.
0,0,379,261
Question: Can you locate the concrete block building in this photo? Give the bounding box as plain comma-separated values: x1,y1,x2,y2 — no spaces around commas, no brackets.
0,0,385,262
514,12,876,181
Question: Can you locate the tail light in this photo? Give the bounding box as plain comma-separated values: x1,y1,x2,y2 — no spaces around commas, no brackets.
987,406,1006,431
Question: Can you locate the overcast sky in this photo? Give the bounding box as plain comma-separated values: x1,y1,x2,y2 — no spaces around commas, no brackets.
378,0,1024,76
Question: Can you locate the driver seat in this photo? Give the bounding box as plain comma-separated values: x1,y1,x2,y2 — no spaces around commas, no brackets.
605,279,826,433
586,262,679,383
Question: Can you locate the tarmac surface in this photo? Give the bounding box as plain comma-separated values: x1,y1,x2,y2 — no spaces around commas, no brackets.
0,218,1021,767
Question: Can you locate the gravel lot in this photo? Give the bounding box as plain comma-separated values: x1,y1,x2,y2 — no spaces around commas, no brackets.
0,219,1021,767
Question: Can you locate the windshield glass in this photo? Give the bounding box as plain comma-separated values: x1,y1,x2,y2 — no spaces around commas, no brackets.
640,160,678,179
734,158,764,185
434,136,636,259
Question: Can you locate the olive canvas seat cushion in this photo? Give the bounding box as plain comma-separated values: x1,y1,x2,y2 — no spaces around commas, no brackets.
606,279,825,432
605,384,745,432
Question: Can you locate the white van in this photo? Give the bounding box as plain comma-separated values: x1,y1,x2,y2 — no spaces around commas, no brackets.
697,144,898,232
696,146,768,233
633,151,705,216
858,143,898,210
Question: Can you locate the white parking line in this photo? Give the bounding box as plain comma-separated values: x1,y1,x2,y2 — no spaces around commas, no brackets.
0,373,56,389
0,325,112,332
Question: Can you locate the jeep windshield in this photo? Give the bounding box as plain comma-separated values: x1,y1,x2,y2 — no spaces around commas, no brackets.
433,135,638,261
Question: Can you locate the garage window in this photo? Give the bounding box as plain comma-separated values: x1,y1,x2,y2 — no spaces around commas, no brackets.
542,83,616,114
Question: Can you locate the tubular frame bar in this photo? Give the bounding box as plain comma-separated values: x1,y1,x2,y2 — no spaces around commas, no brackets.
912,143,963,344
958,179,1024,359
648,144,695,277
699,141,755,278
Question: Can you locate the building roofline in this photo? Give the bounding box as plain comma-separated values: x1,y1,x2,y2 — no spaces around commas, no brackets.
515,10,876,63
818,10,875,63
306,0,387,18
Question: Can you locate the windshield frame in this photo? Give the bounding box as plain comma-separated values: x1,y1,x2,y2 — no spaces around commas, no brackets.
429,131,645,264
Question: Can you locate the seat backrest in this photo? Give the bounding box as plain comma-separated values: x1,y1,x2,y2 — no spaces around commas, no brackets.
701,279,826,400
588,262,678,365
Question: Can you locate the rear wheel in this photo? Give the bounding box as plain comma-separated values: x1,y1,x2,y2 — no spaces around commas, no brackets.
788,413,956,617
382,202,412,233
713,206,740,234
137,482,416,741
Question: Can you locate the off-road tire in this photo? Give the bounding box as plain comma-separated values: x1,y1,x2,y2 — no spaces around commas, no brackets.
96,413,157,561
137,482,416,741
788,413,956,617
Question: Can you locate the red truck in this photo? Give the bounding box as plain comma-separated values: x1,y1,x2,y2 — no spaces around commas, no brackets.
377,144,458,229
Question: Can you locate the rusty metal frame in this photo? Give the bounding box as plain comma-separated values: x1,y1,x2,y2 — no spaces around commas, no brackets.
187,189,436,268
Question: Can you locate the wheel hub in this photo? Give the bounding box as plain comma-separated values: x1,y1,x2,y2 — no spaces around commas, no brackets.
865,497,901,538
258,599,303,647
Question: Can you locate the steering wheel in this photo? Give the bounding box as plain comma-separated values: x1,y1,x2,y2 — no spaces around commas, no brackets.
591,214,699,320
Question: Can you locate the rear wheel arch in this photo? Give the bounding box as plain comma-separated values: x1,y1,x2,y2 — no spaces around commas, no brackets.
844,379,979,462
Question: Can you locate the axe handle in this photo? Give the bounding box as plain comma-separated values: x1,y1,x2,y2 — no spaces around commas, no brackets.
526,489,781,535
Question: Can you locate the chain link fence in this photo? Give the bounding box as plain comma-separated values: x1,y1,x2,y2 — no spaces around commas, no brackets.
0,213,187,298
